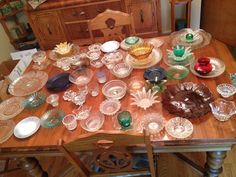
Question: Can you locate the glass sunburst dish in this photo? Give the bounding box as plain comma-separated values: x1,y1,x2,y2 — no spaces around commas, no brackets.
131,88,159,110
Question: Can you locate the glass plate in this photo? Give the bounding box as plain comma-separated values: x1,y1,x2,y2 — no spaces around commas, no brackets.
125,48,162,69
14,116,40,139
46,73,71,92
8,70,48,97
48,45,80,61
40,109,65,128
190,57,225,78
0,120,14,143
0,97,24,120
165,117,193,139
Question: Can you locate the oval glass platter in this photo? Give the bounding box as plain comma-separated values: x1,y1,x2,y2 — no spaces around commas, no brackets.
14,116,40,139
125,48,162,69
0,97,24,120
8,71,48,97
190,57,225,78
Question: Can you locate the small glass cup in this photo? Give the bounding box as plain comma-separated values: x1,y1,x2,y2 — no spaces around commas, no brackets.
88,82,99,97
46,94,59,107
117,111,132,130
62,114,77,131
96,71,107,84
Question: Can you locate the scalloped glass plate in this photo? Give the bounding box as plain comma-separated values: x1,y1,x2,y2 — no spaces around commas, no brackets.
8,71,48,97
190,57,225,78
0,120,14,143
165,117,193,139
0,97,24,120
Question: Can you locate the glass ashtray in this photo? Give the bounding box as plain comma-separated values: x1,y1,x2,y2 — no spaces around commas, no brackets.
216,83,236,98
165,117,193,139
165,65,189,80
209,98,236,121
112,62,133,78
80,112,104,132
102,80,127,100
99,99,121,116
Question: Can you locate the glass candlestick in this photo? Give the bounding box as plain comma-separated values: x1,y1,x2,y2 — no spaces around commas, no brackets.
117,111,132,130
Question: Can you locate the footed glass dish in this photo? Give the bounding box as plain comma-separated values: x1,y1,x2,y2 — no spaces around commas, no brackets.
24,92,46,109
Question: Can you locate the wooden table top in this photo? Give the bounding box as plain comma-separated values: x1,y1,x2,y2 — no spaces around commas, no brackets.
1,36,236,150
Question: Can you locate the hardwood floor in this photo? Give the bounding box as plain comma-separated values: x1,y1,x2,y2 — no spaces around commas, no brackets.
2,146,236,177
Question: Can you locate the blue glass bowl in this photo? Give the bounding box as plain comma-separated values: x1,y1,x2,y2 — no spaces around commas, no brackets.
23,92,46,109
46,73,71,92
144,67,166,83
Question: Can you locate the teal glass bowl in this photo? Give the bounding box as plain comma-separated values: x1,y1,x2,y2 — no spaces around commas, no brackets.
23,92,46,109
40,108,65,128
173,45,185,57
125,36,139,45
165,65,189,80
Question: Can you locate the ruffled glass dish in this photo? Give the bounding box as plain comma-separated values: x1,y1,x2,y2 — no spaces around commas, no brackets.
112,62,133,78
0,120,15,143
143,67,166,83
0,97,24,120
165,65,189,80
72,105,92,120
128,43,154,61
209,98,236,121
99,99,121,116
40,109,65,128
217,83,236,98
165,117,193,139
80,112,104,132
162,82,214,118
69,68,93,87
23,92,46,109
102,80,127,100
131,88,159,110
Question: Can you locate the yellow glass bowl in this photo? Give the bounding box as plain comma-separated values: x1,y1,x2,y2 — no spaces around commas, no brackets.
128,43,154,60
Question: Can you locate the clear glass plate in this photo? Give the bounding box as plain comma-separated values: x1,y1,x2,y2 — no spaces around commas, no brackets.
0,120,14,143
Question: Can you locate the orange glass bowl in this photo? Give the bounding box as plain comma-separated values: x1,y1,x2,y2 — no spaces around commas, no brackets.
128,43,154,61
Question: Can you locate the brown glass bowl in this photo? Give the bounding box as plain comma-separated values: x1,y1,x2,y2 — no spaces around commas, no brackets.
128,43,154,60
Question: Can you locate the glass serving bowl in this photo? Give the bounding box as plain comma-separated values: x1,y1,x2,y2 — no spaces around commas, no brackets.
23,92,46,109
99,99,121,116
216,83,236,98
112,62,133,78
128,43,154,60
102,80,127,100
209,98,236,121
40,108,65,128
165,65,189,80
80,112,104,132
69,68,93,87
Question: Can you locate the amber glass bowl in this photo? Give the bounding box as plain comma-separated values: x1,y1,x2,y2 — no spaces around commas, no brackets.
128,43,154,60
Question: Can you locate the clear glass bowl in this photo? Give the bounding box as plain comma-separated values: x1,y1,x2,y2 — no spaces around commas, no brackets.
72,105,92,120
23,92,46,109
69,68,93,87
209,98,236,121
102,80,127,100
99,99,121,116
216,83,236,98
80,112,104,132
112,62,133,78
165,65,189,80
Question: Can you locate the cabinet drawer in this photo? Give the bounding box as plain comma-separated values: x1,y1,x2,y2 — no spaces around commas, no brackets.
64,22,90,40
61,1,122,22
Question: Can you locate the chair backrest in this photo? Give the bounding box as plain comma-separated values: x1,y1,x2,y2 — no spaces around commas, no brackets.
88,9,136,42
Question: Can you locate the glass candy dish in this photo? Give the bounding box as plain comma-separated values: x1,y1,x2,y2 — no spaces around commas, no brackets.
86,50,101,61
112,62,133,78
40,108,65,128
173,45,185,57
165,65,189,80
72,105,92,120
162,82,214,118
102,80,127,100
0,120,14,143
128,43,154,61
23,92,46,109
165,117,193,139
69,68,93,87
217,84,236,98
117,111,132,130
99,99,121,116
121,37,143,50
144,67,166,84
80,112,104,132
209,98,236,121
131,88,159,110
100,41,120,53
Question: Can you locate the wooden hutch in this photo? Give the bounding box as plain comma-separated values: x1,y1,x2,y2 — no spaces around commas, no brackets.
25,0,162,50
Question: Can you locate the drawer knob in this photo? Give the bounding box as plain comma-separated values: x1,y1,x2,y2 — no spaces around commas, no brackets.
140,9,144,23
79,11,86,16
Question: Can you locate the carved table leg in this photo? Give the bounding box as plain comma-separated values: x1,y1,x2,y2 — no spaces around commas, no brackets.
17,157,48,177
204,151,227,177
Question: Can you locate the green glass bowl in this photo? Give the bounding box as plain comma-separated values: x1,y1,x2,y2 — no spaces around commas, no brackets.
23,92,46,109
40,108,65,128
173,45,185,57
165,65,189,80
125,36,139,45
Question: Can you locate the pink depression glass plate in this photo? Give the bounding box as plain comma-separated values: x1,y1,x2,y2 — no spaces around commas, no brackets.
8,71,48,97
0,97,25,120
165,117,193,139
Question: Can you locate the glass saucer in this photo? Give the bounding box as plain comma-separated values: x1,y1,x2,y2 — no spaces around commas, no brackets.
0,120,14,143
165,117,193,139
0,97,24,120
40,109,65,128
190,57,225,78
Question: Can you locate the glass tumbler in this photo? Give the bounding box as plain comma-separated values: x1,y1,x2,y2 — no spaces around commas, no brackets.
62,114,77,131
88,82,99,97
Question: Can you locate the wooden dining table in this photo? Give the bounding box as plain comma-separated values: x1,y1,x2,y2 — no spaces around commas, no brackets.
1,36,236,177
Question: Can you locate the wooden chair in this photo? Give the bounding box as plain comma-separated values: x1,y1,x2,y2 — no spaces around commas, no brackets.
59,131,156,177
88,9,136,42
